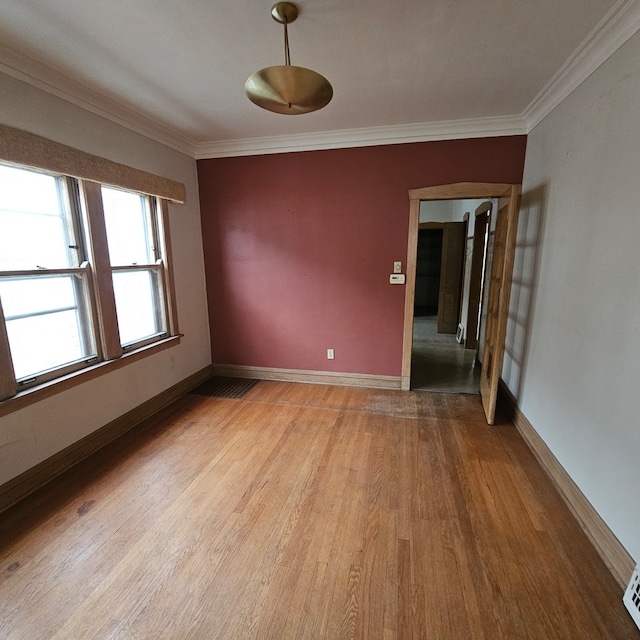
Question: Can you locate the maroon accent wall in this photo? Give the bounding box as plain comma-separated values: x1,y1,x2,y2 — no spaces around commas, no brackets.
198,136,526,377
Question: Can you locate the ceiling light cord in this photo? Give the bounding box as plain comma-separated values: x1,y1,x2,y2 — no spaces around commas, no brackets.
283,17,292,108
284,17,291,66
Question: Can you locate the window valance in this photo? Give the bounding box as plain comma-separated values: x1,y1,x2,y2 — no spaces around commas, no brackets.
0,124,185,204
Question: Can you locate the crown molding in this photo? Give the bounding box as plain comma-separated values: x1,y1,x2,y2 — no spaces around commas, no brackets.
1,39,526,160
2,0,639,160
524,0,640,131
0,43,197,157
195,116,527,159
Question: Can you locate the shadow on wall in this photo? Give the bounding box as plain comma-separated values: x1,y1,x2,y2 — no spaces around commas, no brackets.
502,184,548,401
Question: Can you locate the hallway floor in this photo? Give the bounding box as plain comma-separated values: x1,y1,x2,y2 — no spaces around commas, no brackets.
411,315,480,394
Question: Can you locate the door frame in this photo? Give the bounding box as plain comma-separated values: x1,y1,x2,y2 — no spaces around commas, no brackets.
401,182,518,391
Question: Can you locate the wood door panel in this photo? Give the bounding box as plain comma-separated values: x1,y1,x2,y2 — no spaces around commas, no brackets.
480,186,520,424
437,222,465,334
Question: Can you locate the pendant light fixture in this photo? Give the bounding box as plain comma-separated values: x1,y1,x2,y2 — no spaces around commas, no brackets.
244,2,333,115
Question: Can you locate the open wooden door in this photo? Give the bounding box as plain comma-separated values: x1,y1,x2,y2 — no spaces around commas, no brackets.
437,222,465,333
465,203,491,350
480,185,520,424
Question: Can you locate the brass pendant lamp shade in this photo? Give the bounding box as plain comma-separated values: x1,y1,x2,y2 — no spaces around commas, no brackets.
245,2,333,115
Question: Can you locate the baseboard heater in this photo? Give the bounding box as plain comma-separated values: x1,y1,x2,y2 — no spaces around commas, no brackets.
624,564,640,630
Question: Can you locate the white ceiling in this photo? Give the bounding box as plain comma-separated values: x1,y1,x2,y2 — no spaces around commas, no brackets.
0,1,639,157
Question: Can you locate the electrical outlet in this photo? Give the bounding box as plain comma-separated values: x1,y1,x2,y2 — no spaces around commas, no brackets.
327,348,335,360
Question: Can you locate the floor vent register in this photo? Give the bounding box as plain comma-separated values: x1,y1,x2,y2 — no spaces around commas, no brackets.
190,376,259,399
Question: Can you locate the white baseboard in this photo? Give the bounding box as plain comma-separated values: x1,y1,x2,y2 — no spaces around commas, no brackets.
211,364,402,390
498,382,635,589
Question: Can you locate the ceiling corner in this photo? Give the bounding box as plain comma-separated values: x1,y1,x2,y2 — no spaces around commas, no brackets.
523,0,640,132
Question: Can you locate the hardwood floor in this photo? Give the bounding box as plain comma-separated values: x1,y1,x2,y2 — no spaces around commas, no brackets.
0,382,637,639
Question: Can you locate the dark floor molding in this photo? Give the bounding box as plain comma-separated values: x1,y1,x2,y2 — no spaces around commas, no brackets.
211,364,402,390
498,381,635,589
0,366,212,515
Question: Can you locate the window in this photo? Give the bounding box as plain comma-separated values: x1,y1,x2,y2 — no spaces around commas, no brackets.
102,186,168,348
0,162,178,402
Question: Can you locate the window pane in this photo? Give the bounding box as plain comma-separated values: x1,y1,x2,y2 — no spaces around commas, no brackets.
102,187,153,266
112,270,164,346
0,164,76,270
0,274,96,380
0,276,77,318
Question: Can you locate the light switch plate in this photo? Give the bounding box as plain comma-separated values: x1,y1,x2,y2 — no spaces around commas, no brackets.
393,261,402,273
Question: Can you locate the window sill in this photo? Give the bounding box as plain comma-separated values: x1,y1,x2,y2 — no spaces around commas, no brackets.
0,335,182,418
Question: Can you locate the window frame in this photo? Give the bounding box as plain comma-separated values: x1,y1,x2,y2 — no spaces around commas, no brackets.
101,186,170,351
0,143,183,414
0,170,100,387
0,265,100,386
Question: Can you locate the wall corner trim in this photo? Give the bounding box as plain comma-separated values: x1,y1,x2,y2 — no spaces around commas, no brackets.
498,382,635,589
211,364,402,390
0,366,213,515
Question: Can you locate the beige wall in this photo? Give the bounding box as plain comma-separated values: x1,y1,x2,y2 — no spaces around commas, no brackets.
504,33,640,564
0,73,211,485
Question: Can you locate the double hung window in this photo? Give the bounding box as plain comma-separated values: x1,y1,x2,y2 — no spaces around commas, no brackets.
0,164,97,384
102,186,168,349
0,161,178,402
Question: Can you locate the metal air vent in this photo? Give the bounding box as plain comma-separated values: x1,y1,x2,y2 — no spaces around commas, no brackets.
624,565,640,630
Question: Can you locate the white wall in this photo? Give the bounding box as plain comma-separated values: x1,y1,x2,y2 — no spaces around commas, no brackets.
504,32,640,564
419,199,455,222
0,73,211,486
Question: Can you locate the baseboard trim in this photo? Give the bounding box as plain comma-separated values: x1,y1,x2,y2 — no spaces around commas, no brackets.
498,381,635,589
0,365,212,515
211,364,402,390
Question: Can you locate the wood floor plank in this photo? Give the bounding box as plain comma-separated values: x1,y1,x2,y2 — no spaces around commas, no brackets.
0,397,248,638
0,382,638,639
